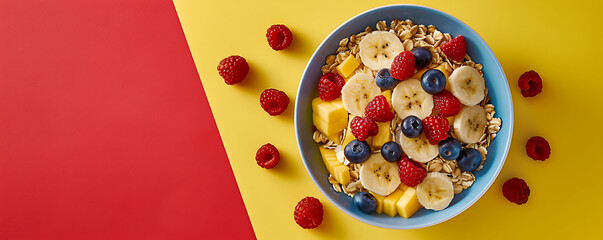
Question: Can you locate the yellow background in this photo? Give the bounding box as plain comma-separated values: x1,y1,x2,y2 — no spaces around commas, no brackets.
174,0,603,238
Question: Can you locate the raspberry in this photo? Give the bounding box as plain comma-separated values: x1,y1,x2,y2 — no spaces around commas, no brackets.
266,24,292,51
217,55,249,85
294,197,323,229
422,115,450,145
518,70,542,97
433,90,462,117
318,73,345,101
526,136,550,161
390,51,416,81
350,116,379,142
260,89,290,116
255,143,280,169
365,95,394,122
502,178,530,205
397,155,426,187
440,35,467,62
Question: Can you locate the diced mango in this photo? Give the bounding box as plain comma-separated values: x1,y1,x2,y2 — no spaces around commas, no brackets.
318,147,339,174
341,133,355,148
412,63,450,80
312,114,341,143
318,147,350,185
313,97,336,116
330,98,345,109
446,115,455,127
434,63,450,79
333,165,351,185
342,129,355,148
412,69,427,80
396,187,422,218
382,90,392,107
342,115,357,147
370,121,391,149
344,67,373,83
398,182,409,192
383,188,405,217
336,55,360,78
312,98,348,144
371,192,386,214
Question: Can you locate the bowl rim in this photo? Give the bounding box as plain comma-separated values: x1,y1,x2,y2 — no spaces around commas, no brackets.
295,4,513,229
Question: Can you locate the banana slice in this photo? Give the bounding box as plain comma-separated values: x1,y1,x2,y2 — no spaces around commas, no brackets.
358,31,404,71
359,154,401,196
396,131,438,163
447,66,485,106
416,172,454,211
391,79,434,120
453,105,488,144
341,72,381,116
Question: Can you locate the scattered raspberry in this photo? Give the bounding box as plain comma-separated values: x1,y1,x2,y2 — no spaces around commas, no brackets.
526,136,550,161
217,55,249,85
266,24,293,50
255,143,280,169
365,95,394,122
318,73,345,101
440,35,467,62
422,115,450,145
350,116,379,142
518,70,542,97
294,197,323,229
260,89,290,116
502,178,530,205
433,90,462,117
397,155,426,187
390,51,416,81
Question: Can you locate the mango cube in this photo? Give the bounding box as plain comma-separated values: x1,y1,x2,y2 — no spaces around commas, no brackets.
371,192,386,214
446,115,455,127
333,165,351,185
382,90,392,107
318,147,339,174
336,55,360,78
383,188,405,217
412,63,450,80
370,121,391,149
398,182,409,192
318,147,350,185
412,68,427,80
434,63,450,79
312,98,348,144
330,98,345,110
396,187,422,218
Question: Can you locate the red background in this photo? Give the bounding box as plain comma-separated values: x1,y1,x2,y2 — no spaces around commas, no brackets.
0,0,255,239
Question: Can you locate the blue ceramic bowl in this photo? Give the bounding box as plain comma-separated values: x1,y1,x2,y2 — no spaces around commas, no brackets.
295,5,513,229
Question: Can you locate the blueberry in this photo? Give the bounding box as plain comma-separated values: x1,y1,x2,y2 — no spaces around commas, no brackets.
375,68,398,90
353,192,377,214
381,141,402,162
344,139,371,163
420,69,446,94
401,116,423,138
411,47,432,68
457,148,482,172
439,138,462,160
